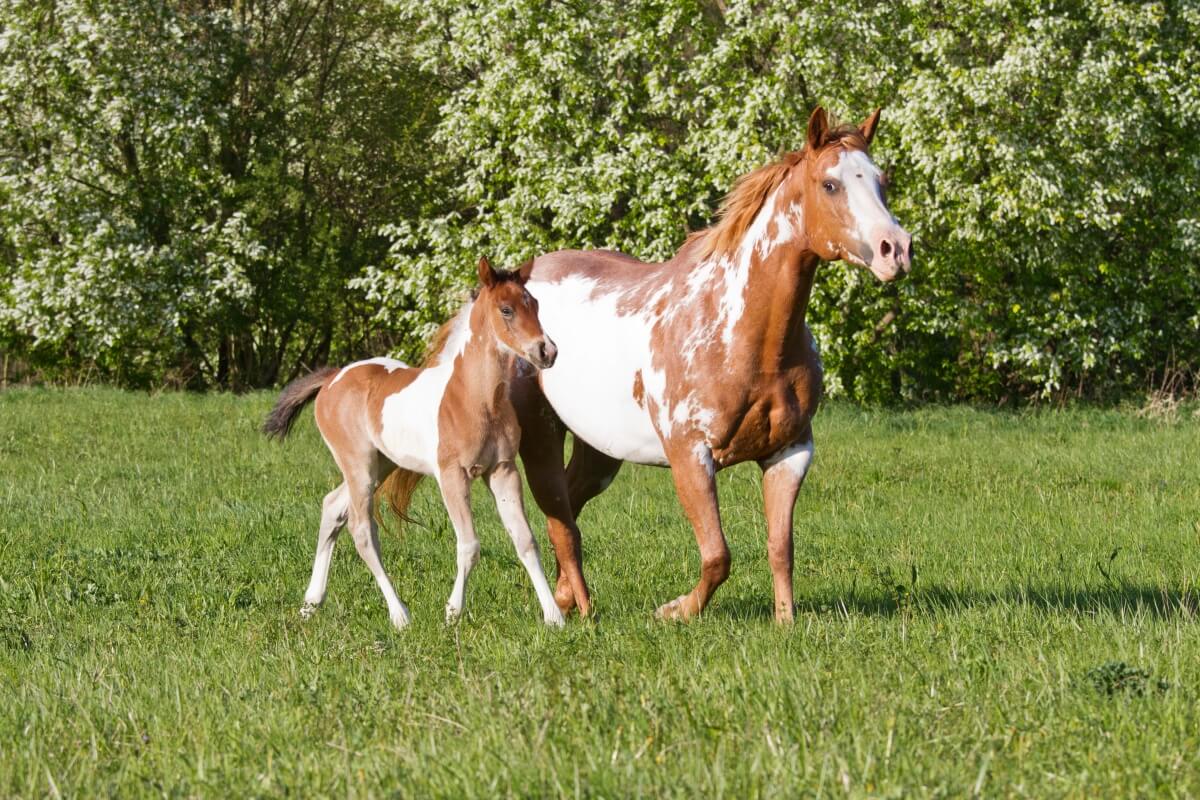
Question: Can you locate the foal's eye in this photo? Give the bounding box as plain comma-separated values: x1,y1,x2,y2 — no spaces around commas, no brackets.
822,180,838,195
500,306,514,319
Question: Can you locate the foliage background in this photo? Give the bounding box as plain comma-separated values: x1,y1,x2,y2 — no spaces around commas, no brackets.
2,0,1198,400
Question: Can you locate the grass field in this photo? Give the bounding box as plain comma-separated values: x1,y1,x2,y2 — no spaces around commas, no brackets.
1,388,1198,797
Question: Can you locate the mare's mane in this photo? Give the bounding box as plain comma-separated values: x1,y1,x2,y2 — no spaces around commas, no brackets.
686,124,868,261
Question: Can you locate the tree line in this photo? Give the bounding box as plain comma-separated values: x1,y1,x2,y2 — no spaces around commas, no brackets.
2,0,1197,401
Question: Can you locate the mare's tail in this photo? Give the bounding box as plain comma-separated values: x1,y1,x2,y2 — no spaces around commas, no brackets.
263,367,339,440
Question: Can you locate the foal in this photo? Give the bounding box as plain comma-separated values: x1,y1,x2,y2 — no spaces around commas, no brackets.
263,257,564,629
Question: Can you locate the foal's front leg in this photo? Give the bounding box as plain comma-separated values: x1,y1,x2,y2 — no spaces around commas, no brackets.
438,466,480,624
487,462,566,626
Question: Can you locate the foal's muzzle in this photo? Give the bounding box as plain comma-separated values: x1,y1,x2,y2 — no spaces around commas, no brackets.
527,337,557,369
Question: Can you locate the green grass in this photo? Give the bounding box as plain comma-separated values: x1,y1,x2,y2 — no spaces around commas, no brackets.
2,388,1199,797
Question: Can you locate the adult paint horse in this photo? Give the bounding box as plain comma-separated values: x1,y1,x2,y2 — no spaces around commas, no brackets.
513,107,913,622
263,257,565,629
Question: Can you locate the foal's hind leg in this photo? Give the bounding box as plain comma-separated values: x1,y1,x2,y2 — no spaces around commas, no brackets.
438,466,480,623
300,483,349,618
488,462,566,626
341,456,410,629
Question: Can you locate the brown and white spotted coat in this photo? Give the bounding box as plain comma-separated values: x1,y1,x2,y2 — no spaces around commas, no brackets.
513,107,913,622
265,258,564,629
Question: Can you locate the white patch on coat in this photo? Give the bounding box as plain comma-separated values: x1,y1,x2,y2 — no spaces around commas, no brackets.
529,276,669,465
692,441,715,478
330,356,408,386
826,150,894,245
376,306,474,473
763,439,814,482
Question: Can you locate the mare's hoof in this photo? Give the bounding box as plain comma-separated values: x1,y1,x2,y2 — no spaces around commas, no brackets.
654,595,694,621
543,608,566,628
299,603,319,620
445,605,462,625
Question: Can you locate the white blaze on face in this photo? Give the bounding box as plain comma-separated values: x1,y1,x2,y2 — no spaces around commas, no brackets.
825,149,894,264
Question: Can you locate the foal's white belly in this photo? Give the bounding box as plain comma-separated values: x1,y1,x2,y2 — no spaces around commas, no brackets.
531,278,668,466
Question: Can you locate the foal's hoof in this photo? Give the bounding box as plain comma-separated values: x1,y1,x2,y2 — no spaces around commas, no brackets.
299,603,319,620
390,604,412,630
654,595,696,621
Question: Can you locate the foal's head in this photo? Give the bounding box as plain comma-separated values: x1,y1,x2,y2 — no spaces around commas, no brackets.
796,107,913,281
475,256,557,369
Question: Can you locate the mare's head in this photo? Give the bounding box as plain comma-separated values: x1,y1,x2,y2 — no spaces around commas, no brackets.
796,107,912,281
475,256,557,369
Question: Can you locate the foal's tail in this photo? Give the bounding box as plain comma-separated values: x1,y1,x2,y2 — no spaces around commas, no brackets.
263,367,339,440
377,469,425,524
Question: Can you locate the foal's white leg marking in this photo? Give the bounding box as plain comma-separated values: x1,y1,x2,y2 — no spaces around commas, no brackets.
301,483,349,616
487,463,566,627
346,482,411,629
763,440,815,482
438,468,480,624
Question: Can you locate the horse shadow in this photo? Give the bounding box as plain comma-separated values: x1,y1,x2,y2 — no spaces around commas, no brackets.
712,582,1200,622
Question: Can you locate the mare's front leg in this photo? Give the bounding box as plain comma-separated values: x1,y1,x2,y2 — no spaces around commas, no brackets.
438,466,480,624
487,462,566,626
759,439,814,623
656,440,730,621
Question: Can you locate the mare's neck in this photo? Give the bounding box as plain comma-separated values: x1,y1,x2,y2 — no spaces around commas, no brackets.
717,183,820,372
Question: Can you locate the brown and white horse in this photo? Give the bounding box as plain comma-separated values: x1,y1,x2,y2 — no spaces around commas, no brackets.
512,107,913,622
264,257,565,629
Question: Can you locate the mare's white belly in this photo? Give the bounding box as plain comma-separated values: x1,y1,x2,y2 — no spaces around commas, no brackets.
530,277,668,466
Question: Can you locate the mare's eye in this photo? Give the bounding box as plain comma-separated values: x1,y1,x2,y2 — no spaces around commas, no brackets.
822,180,838,195
500,306,514,319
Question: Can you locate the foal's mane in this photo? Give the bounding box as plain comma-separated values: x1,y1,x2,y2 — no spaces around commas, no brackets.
687,124,868,261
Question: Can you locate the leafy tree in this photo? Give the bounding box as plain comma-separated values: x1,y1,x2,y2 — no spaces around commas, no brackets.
359,0,1200,401
0,0,442,388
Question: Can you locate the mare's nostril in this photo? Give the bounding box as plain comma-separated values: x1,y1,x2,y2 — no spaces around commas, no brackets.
879,240,892,259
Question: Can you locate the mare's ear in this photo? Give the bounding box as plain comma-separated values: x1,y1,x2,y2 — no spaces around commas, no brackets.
477,255,496,288
806,106,829,151
516,259,534,284
859,107,882,147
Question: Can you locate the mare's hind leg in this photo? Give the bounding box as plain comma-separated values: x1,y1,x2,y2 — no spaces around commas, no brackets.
515,380,594,616
341,456,410,629
300,483,349,617
487,462,566,626
438,466,480,623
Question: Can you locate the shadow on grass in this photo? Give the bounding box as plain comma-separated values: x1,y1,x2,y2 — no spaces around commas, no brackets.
711,583,1200,621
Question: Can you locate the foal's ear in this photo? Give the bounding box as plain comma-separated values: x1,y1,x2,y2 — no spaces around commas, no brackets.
806,106,829,151
477,255,497,288
516,259,535,284
859,107,882,147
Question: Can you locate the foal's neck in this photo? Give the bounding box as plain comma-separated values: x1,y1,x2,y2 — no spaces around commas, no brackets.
456,304,517,417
